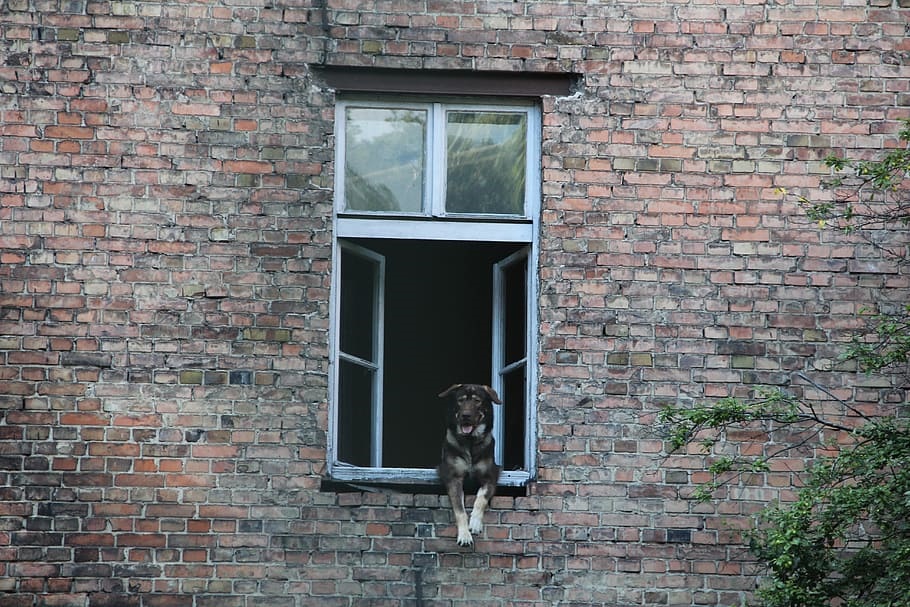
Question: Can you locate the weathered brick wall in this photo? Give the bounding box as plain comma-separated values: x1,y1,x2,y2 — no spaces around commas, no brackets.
1,1,908,606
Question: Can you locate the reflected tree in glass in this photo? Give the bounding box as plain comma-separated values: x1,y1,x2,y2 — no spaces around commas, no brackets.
344,107,426,213
446,111,527,215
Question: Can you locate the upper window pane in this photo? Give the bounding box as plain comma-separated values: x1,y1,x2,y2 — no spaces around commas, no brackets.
343,107,426,213
445,111,527,216
339,247,378,362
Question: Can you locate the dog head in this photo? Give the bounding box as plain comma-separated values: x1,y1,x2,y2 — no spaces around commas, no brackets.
438,383,501,438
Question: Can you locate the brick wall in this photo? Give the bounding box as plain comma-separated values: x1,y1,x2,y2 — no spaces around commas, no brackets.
1,1,909,606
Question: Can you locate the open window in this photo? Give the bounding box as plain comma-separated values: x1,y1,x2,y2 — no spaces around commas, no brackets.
493,247,529,472
328,97,540,487
336,242,384,468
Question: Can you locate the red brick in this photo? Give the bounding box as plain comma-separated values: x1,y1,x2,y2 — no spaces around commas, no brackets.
114,474,165,487
165,474,214,488
60,413,109,426
45,126,95,139
223,160,273,174
112,414,161,427
1,124,39,137
117,534,166,548
171,103,220,117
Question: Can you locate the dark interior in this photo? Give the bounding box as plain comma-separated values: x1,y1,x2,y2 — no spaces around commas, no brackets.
337,237,526,470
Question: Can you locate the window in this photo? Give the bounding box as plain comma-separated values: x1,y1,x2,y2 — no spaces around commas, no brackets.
328,97,540,487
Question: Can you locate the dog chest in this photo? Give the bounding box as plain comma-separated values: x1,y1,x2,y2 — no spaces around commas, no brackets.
444,429,494,477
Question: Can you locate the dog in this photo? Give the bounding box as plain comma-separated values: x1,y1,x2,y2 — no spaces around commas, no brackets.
437,383,501,546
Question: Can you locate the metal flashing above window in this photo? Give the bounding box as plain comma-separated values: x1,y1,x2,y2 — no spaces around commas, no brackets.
314,66,577,98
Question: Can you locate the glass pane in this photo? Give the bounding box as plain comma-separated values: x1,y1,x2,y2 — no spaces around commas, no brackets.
340,247,376,362
446,111,527,215
503,256,527,365
501,365,526,471
344,107,426,213
337,358,374,466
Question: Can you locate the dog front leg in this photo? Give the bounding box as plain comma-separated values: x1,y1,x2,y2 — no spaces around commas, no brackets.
469,482,494,535
445,479,472,546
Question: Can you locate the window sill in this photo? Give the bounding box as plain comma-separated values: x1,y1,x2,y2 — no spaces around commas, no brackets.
336,211,532,222
319,477,529,497
322,465,531,496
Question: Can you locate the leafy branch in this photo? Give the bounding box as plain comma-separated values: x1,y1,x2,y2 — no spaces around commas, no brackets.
748,417,910,607
661,119,910,606
785,118,910,260
659,382,863,502
846,305,910,381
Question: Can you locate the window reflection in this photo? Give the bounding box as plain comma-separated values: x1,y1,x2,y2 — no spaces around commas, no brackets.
445,112,527,215
344,107,426,213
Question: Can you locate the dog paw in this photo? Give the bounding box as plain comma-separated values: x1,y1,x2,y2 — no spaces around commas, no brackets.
456,527,474,546
468,514,484,535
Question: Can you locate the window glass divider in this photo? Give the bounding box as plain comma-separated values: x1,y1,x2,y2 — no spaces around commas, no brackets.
501,358,527,375
338,351,380,370
430,103,446,217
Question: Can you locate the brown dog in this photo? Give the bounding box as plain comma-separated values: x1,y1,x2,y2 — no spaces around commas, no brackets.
437,383,501,546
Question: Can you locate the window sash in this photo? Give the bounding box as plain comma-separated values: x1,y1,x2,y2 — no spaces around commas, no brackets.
334,242,385,468
492,246,531,470
335,99,540,221
340,102,430,215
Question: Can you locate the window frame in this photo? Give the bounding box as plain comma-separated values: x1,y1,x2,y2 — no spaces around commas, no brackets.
335,97,539,221
336,241,386,468
327,95,541,488
492,246,530,469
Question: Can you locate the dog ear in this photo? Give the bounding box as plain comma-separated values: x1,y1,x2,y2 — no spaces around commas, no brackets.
438,384,462,398
483,385,502,404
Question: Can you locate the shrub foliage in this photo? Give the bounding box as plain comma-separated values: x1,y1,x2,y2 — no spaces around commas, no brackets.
660,121,910,607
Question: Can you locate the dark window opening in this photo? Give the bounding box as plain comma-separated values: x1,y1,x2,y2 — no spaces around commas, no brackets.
336,238,527,470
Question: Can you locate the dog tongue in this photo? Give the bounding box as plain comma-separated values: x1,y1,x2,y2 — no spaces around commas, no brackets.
461,425,474,435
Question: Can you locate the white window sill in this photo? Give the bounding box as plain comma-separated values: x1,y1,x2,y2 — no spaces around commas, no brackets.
326,464,531,488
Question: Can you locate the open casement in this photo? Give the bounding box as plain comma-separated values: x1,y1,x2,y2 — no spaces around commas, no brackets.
492,246,530,473
335,242,385,468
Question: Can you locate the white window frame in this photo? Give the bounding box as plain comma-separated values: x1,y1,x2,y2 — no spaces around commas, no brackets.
492,246,531,470
327,97,541,487
336,241,385,468
335,98,538,221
